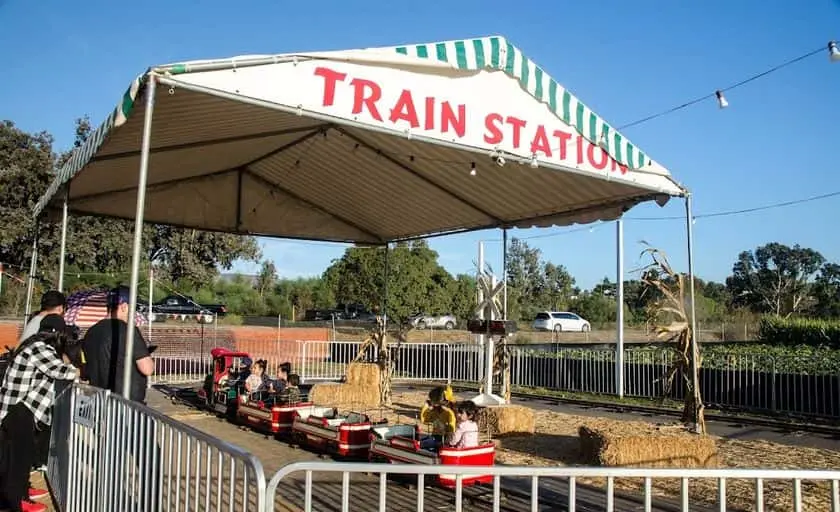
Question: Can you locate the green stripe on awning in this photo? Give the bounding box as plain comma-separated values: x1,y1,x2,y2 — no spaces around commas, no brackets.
454,41,468,69
473,40,486,68
547,80,557,113
489,37,501,68
435,43,447,62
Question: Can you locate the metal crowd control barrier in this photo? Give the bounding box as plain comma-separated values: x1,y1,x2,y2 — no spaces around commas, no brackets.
265,461,840,512
48,382,267,512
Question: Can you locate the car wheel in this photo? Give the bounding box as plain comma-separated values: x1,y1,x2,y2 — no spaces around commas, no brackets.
553,324,563,333
581,324,590,332
417,321,427,330
444,321,455,330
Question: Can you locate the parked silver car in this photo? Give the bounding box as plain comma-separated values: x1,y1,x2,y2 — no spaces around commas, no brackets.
409,313,458,330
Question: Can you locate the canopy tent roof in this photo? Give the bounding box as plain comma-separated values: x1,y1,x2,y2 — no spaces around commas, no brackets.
35,36,685,244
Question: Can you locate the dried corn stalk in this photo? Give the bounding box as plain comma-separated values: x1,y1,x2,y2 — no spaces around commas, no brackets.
353,315,399,407
639,244,706,433
493,336,512,402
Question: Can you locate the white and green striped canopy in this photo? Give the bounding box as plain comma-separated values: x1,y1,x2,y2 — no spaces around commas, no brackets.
35,36,685,244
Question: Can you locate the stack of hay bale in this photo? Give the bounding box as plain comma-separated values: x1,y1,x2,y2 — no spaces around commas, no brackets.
579,421,718,468
475,404,536,436
308,363,381,409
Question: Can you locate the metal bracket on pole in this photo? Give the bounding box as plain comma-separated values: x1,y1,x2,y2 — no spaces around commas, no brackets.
122,73,158,399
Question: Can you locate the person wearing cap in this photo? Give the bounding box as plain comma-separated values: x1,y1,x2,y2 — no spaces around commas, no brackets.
82,286,155,404
0,314,78,512
19,291,66,344
82,286,160,511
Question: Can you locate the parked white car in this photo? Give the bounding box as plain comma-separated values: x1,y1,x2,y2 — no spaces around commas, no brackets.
532,311,591,332
409,313,457,330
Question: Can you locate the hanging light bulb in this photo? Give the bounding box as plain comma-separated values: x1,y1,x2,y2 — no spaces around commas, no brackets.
715,90,729,109
829,41,840,63
529,154,539,168
470,162,477,176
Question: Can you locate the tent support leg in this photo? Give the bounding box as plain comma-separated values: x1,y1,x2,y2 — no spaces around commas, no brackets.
57,189,69,292
122,73,158,399
685,194,702,432
616,219,625,398
24,223,39,320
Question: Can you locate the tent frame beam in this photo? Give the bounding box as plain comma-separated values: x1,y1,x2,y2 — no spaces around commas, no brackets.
244,169,385,242
68,129,325,204
334,127,503,223
91,124,322,164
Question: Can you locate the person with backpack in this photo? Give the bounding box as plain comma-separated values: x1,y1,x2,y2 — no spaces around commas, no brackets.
0,314,78,512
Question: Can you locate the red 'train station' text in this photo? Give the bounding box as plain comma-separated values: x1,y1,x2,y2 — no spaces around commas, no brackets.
314,66,627,174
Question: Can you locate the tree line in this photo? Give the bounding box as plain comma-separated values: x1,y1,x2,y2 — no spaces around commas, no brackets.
1,119,838,326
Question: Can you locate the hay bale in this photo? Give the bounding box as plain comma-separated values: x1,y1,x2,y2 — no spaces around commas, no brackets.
476,405,536,436
579,424,718,468
309,383,380,409
345,363,380,388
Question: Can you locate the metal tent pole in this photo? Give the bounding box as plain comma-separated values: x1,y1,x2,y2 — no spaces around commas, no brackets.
148,267,154,343
24,226,39,320
57,189,69,291
383,243,390,327
122,74,157,399
616,219,625,398
685,194,701,431
502,229,508,320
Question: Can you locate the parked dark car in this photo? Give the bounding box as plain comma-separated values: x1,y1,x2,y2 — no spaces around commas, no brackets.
143,295,227,323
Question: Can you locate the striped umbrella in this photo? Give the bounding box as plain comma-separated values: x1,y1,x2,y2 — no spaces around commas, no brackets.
64,288,147,329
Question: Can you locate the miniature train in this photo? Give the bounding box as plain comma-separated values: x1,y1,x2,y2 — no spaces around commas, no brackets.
183,348,496,485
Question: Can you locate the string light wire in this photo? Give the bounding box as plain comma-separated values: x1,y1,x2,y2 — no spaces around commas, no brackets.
617,43,830,130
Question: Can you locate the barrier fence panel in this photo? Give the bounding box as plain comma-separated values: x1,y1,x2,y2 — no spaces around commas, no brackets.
48,383,267,512
47,381,108,512
265,461,840,512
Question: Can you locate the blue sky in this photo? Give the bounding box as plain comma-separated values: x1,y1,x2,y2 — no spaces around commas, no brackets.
1,0,838,290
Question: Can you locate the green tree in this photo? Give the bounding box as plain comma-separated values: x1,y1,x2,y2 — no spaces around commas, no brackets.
812,263,840,318
540,262,575,311
322,241,456,326
447,274,477,324
256,260,278,297
506,238,546,321
726,243,825,316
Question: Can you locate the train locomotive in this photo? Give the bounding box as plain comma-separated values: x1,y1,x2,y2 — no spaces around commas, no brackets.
180,347,496,487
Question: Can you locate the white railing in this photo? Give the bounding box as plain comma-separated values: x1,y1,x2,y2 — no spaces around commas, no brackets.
48,382,266,511
265,461,840,512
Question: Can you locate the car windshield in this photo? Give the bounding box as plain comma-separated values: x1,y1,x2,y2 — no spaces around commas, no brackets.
535,313,550,320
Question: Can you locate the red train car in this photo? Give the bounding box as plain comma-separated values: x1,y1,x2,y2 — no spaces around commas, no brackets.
197,348,251,416
291,406,380,458
237,396,314,435
369,424,496,487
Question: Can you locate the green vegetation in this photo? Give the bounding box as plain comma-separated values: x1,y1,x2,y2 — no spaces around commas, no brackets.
757,316,840,348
